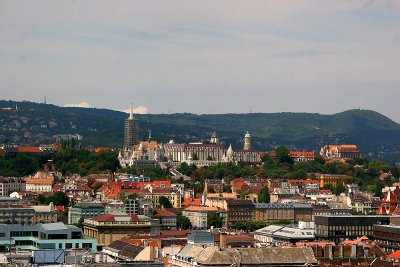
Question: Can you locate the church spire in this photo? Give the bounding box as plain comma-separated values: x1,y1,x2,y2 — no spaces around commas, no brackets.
129,103,134,120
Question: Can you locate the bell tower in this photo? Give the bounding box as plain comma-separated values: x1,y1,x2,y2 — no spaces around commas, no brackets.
243,131,251,150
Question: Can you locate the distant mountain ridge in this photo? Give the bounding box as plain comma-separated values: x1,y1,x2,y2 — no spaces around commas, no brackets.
1,100,400,162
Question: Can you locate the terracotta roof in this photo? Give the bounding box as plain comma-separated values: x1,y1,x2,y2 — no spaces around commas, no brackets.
388,250,400,259
290,151,314,158
248,186,264,192
182,198,202,206
91,213,116,222
231,178,245,183
26,178,53,185
155,210,176,217
17,146,42,153
95,147,112,153
184,206,218,211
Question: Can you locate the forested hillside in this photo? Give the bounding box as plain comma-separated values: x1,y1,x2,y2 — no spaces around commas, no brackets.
1,100,400,162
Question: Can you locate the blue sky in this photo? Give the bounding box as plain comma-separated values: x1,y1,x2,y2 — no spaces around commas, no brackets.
1,0,400,122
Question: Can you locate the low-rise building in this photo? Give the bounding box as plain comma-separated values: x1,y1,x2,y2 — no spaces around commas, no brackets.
0,177,26,196
315,215,392,243
183,206,219,229
83,212,161,247
68,202,105,225
25,178,53,193
0,222,96,252
254,223,315,246
154,210,177,230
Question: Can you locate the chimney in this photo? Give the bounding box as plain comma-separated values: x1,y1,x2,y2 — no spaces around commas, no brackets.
220,233,227,249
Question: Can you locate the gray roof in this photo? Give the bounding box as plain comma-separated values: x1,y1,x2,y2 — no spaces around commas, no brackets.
194,247,317,265
254,225,315,240
41,222,69,231
187,231,214,244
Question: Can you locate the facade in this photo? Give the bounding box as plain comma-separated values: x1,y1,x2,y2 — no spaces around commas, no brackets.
0,222,96,252
317,173,351,188
83,212,161,247
183,206,219,229
68,202,105,224
225,199,255,228
164,143,226,164
320,144,361,160
314,215,392,243
118,141,164,168
373,224,400,253
25,178,53,193
243,131,251,150
124,107,138,148
144,189,182,208
32,203,58,224
154,210,177,230
254,203,312,223
0,203,34,225
0,177,26,196
289,151,315,162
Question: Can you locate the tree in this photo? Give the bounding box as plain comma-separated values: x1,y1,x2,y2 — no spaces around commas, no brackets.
333,183,345,196
258,187,270,203
159,196,172,208
207,213,223,229
177,213,192,230
74,217,84,228
275,146,294,164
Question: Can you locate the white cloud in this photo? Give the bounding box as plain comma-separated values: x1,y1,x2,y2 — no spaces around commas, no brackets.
64,102,92,108
122,106,148,115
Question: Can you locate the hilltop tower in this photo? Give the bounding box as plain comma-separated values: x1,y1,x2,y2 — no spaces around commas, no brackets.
124,106,138,148
243,131,251,150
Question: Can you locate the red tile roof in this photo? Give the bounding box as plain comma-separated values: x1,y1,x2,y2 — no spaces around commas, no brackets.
155,210,176,217
181,198,202,206
388,250,400,259
17,146,42,153
26,178,53,185
91,213,116,222
95,147,112,153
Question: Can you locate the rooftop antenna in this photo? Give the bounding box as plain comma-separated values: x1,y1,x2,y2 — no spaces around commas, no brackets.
44,96,47,104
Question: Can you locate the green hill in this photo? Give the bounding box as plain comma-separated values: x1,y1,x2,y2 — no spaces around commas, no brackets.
1,100,400,162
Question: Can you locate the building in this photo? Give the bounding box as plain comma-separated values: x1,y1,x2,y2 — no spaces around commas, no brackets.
0,203,35,225
317,173,351,188
183,206,219,229
169,246,318,267
83,212,161,247
225,199,255,228
0,177,26,196
289,151,315,162
124,107,138,148
0,222,96,252
320,144,361,160
164,143,226,165
374,224,400,253
154,210,177,230
243,131,251,150
118,141,164,168
187,231,214,247
315,215,392,243
25,177,53,193
68,202,105,224
254,203,312,223
32,203,58,224
254,223,315,246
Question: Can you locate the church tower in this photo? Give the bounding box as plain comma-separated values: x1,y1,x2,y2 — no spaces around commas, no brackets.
210,131,219,144
124,105,138,148
243,131,251,150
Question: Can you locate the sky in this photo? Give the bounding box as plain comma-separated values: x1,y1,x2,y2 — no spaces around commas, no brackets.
1,0,400,122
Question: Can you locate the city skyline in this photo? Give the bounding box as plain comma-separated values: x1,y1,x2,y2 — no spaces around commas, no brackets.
1,1,400,122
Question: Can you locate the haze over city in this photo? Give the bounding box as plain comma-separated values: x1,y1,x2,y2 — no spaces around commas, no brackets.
1,0,400,122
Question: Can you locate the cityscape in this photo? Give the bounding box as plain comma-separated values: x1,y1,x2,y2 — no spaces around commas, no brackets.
1,1,400,267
